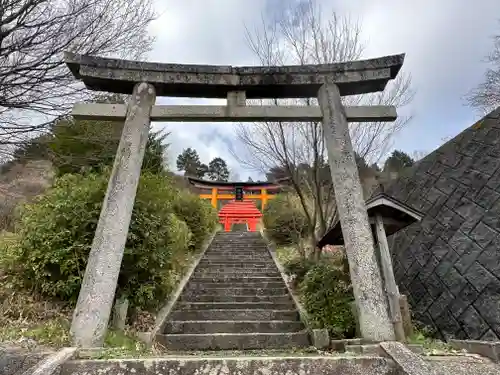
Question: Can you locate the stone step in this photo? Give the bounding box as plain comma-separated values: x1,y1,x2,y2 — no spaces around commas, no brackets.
195,266,279,273
207,241,266,245
189,276,284,283
202,256,273,261
187,281,286,289
176,301,296,310
207,243,268,247
61,356,396,375
183,287,288,296
163,320,304,334
209,249,270,251
194,271,281,278
205,250,269,254
207,250,269,254
203,254,271,259
179,294,293,303
198,260,275,267
201,259,274,264
156,330,310,350
169,309,299,321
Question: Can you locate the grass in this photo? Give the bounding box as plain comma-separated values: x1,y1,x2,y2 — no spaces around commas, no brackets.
275,246,300,266
408,330,457,355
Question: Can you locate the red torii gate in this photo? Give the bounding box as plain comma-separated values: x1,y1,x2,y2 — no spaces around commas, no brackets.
187,177,284,232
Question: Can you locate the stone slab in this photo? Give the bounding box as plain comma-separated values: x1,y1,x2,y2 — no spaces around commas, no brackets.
449,339,500,362
0,349,52,375
72,104,397,123
156,330,310,350
22,347,77,375
65,52,405,98
380,341,439,375
312,329,330,349
331,339,363,351
346,344,382,355
424,355,500,375
60,356,397,375
169,309,299,321
163,320,304,334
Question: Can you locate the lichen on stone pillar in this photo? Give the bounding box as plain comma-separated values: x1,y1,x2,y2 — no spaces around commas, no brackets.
70,81,156,348
317,82,395,341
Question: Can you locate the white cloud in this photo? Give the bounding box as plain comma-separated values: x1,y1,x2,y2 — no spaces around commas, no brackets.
146,0,500,178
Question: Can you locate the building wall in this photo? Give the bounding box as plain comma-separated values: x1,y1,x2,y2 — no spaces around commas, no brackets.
386,108,500,341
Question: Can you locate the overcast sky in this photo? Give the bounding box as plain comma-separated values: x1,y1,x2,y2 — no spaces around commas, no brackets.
146,0,500,180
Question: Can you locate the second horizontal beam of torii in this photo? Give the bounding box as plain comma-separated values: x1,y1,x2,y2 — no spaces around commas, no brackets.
72,104,397,123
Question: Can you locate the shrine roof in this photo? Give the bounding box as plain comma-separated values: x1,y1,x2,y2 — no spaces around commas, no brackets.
187,177,286,189
64,52,405,98
317,192,423,247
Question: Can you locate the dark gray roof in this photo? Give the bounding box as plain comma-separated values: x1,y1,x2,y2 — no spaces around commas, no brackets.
317,192,423,247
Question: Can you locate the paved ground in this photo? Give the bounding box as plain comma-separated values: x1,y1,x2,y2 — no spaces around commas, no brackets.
424,354,500,375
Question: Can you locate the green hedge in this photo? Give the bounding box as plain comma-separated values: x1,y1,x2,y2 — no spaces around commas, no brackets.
7,171,192,310
300,263,355,339
172,191,218,251
263,194,308,246
283,256,356,339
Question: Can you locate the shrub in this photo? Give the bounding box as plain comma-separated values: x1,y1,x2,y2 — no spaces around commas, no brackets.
263,194,308,246
300,263,355,339
8,170,191,310
283,257,316,286
172,190,218,251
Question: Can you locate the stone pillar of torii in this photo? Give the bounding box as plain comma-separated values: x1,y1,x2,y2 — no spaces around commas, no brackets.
64,52,405,347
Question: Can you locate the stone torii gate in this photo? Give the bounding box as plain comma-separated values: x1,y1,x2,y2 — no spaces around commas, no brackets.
64,52,405,347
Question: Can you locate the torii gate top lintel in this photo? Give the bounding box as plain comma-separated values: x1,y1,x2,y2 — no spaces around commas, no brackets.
64,51,405,98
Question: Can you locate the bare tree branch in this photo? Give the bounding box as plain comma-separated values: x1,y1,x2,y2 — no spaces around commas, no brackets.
0,0,156,155
233,0,415,256
466,20,500,114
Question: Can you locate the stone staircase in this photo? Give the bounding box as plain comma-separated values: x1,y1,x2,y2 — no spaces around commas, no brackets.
156,231,310,350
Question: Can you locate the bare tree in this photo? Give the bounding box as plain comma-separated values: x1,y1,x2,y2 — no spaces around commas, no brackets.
466,21,500,114
233,0,415,258
0,0,156,154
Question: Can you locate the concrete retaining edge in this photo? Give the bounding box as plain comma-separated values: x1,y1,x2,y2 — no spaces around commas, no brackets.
146,228,220,345
259,230,314,340
21,347,78,375
449,339,500,362
59,355,397,375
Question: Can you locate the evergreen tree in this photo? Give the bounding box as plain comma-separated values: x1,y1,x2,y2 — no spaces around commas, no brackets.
383,150,415,172
207,157,230,181
176,148,207,178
